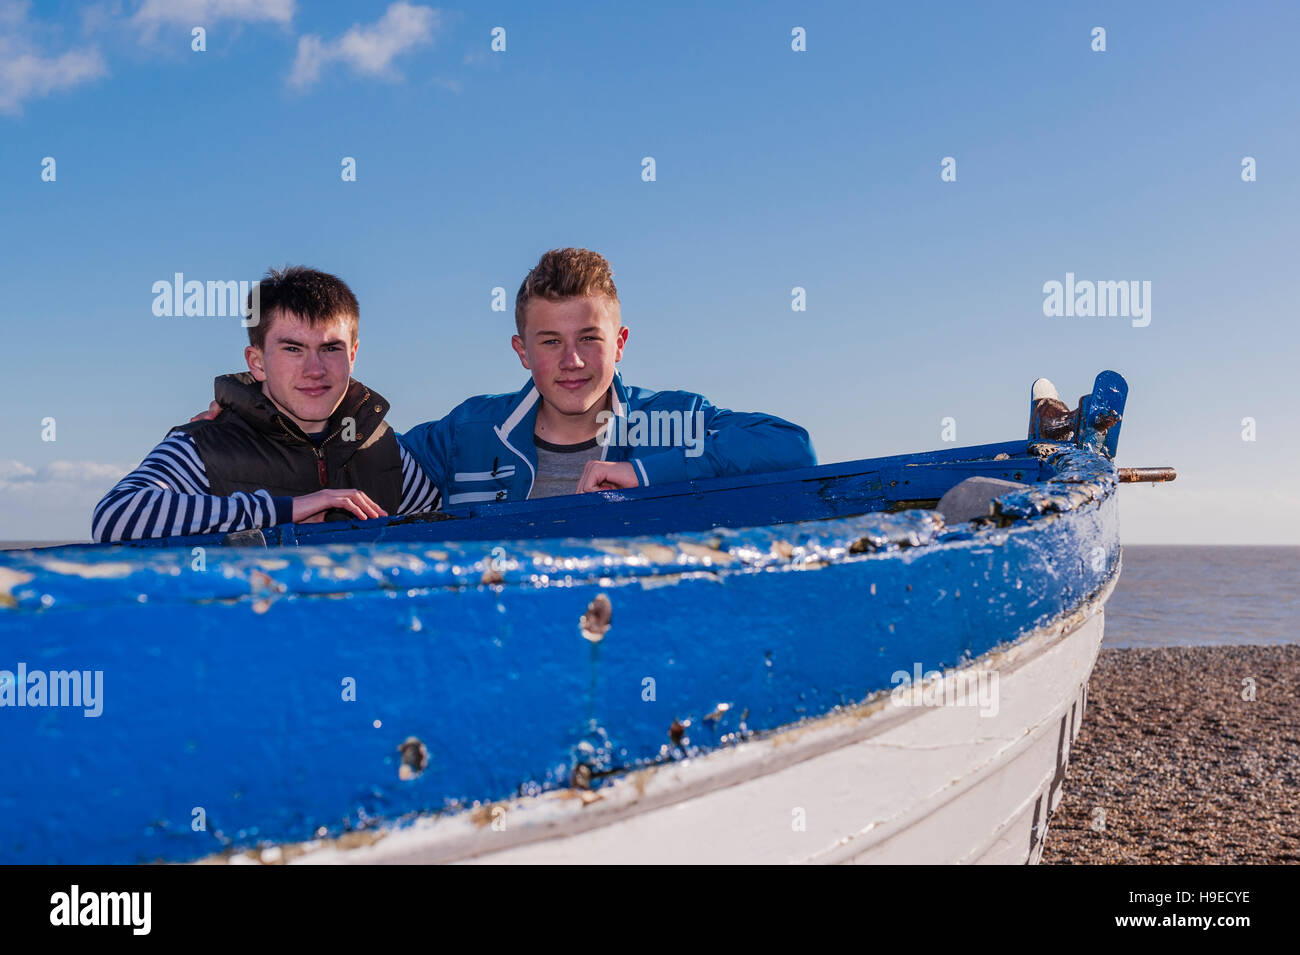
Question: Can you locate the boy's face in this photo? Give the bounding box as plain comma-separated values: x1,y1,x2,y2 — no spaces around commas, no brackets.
512,294,628,417
245,309,358,433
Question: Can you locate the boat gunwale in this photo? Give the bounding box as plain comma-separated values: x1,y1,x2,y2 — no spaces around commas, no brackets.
1,440,1115,614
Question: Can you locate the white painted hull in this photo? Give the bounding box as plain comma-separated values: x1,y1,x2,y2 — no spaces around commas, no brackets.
289,570,1112,865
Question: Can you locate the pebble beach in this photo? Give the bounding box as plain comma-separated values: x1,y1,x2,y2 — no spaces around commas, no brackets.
1042,645,1300,864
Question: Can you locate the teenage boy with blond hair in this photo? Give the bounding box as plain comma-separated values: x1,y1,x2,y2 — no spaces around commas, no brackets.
399,248,815,505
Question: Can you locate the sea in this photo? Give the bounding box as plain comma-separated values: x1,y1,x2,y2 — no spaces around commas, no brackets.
1103,545,1300,648
1,542,1295,648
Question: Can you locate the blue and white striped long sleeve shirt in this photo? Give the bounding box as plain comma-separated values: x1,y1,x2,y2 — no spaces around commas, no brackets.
92,432,441,543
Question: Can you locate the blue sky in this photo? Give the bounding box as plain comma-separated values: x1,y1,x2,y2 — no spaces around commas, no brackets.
2,0,1297,542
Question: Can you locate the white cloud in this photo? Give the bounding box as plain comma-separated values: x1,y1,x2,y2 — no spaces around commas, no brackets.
289,2,439,89
0,460,129,542
0,459,127,491
133,0,295,27
0,1,439,113
0,460,37,481
0,3,107,115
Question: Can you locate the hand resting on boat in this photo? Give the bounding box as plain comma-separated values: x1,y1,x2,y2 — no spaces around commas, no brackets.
576,460,638,493
292,488,388,523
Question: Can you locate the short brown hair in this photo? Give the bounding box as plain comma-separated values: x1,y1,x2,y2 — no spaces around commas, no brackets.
514,248,619,335
246,266,359,350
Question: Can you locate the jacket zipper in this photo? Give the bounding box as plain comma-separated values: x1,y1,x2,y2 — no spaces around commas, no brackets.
275,387,372,488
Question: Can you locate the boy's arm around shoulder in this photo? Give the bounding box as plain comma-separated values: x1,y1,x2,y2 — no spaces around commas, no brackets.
395,443,442,514
395,409,459,498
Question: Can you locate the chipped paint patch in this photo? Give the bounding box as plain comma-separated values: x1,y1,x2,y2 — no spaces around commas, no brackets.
630,767,655,798
637,573,685,590
327,829,387,851
677,542,736,564
0,567,34,608
469,803,503,828
637,543,677,563
39,559,134,579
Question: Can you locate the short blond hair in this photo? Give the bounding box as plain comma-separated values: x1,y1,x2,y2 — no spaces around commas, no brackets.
514,248,619,335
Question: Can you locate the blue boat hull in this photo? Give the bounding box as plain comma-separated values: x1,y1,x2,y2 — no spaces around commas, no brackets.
0,439,1119,864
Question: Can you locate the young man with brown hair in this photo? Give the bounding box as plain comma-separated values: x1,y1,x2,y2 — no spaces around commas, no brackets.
398,248,815,506
92,266,438,542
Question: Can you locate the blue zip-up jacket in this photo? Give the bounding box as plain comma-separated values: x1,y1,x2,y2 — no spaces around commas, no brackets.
398,373,816,506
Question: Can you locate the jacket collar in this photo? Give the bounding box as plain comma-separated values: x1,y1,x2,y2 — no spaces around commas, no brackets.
494,370,630,440
215,372,389,443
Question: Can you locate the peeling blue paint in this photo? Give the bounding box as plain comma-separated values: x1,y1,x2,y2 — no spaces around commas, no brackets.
994,444,1118,519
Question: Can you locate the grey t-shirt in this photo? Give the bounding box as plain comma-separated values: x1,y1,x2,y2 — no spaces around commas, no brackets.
528,435,604,499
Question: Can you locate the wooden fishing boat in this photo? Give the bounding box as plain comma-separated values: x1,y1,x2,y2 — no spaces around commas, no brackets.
0,371,1171,864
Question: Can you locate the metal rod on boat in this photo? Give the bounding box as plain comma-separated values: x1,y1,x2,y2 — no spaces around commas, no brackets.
1117,467,1177,483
